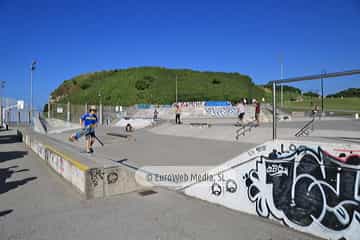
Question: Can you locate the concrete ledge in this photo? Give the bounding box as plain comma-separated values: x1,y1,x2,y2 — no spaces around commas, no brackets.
17,128,147,199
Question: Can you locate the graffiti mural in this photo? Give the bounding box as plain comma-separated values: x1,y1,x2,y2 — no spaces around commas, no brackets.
184,141,360,240
244,145,360,238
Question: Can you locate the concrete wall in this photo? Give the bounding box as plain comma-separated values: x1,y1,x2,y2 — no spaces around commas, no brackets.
130,105,271,122
183,140,360,240
19,129,146,199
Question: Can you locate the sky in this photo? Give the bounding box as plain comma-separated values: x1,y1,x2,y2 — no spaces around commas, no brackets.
0,0,359,109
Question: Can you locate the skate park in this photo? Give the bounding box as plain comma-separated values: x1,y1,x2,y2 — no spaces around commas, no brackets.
1,69,357,240
2,2,360,238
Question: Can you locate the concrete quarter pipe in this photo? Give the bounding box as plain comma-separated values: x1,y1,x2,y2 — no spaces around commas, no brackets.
183,140,360,240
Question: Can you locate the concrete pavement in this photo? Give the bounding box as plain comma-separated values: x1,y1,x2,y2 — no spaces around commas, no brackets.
0,129,320,240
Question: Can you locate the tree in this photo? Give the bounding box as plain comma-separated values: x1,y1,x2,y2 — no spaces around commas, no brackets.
303,91,319,97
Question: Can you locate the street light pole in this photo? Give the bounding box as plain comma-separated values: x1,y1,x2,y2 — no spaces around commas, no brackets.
272,81,277,140
30,60,37,120
280,62,284,107
0,81,5,126
321,70,325,115
175,75,178,103
98,91,103,125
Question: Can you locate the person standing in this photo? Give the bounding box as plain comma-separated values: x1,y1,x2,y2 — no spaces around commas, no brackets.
175,104,181,124
237,99,245,125
255,100,261,126
69,105,98,153
153,108,159,121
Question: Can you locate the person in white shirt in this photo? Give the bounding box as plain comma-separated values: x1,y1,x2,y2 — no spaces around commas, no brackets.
237,99,246,124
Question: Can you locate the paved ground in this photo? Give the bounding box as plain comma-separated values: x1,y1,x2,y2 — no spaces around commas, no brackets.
0,129,321,240
148,117,360,143
45,117,360,172
49,126,256,167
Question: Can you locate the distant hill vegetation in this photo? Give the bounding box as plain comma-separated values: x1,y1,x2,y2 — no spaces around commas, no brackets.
262,83,301,94
51,67,267,106
327,88,360,98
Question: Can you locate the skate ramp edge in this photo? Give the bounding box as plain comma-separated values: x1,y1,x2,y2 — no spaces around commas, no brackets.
183,140,360,240
17,128,148,199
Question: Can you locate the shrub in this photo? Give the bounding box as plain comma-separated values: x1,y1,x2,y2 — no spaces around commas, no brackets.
135,79,150,90
80,83,91,90
212,78,221,84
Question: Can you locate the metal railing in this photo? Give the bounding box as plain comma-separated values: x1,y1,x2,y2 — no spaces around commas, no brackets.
235,121,257,140
294,117,315,137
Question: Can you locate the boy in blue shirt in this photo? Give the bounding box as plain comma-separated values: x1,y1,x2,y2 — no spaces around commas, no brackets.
69,106,98,153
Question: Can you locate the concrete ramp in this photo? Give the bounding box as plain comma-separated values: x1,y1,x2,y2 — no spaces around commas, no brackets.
45,118,81,134
130,105,271,122
18,128,148,199
183,140,360,240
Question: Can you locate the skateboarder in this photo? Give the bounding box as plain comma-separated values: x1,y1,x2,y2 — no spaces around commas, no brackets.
69,105,98,153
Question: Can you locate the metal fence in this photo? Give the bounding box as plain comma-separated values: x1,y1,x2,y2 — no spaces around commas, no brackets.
0,97,34,125
47,102,127,125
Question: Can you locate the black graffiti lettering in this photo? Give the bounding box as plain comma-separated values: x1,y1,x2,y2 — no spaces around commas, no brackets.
107,172,118,184
226,179,237,193
89,169,104,187
356,172,360,201
289,144,297,152
244,146,360,233
211,183,222,196
281,144,290,154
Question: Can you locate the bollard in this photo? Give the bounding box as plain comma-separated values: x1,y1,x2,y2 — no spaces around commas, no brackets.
355,113,359,120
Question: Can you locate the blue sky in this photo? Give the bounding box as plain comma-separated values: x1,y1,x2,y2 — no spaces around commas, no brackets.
0,0,359,109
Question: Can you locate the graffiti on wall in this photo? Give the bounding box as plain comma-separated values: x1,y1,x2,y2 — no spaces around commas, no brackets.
184,141,360,239
244,144,360,237
205,107,237,118
107,172,119,184
89,169,104,187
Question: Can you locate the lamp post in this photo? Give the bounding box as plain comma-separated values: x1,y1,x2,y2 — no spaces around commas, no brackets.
0,80,5,126
175,75,178,103
321,70,326,115
98,91,103,125
30,60,37,120
280,60,284,107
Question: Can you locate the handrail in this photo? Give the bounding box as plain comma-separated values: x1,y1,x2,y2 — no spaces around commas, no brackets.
294,117,315,137
235,121,256,140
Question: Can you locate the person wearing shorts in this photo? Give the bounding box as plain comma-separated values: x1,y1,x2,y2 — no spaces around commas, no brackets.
237,100,245,124
81,106,98,153
175,104,181,124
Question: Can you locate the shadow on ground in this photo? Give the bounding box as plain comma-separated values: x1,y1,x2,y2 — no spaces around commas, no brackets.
0,209,13,218
0,166,36,195
0,151,28,163
0,132,21,144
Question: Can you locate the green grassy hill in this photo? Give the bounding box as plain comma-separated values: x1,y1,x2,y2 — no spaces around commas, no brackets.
51,67,267,106
327,88,360,98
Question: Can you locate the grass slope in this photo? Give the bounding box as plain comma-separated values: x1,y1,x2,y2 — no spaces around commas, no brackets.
51,67,266,105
